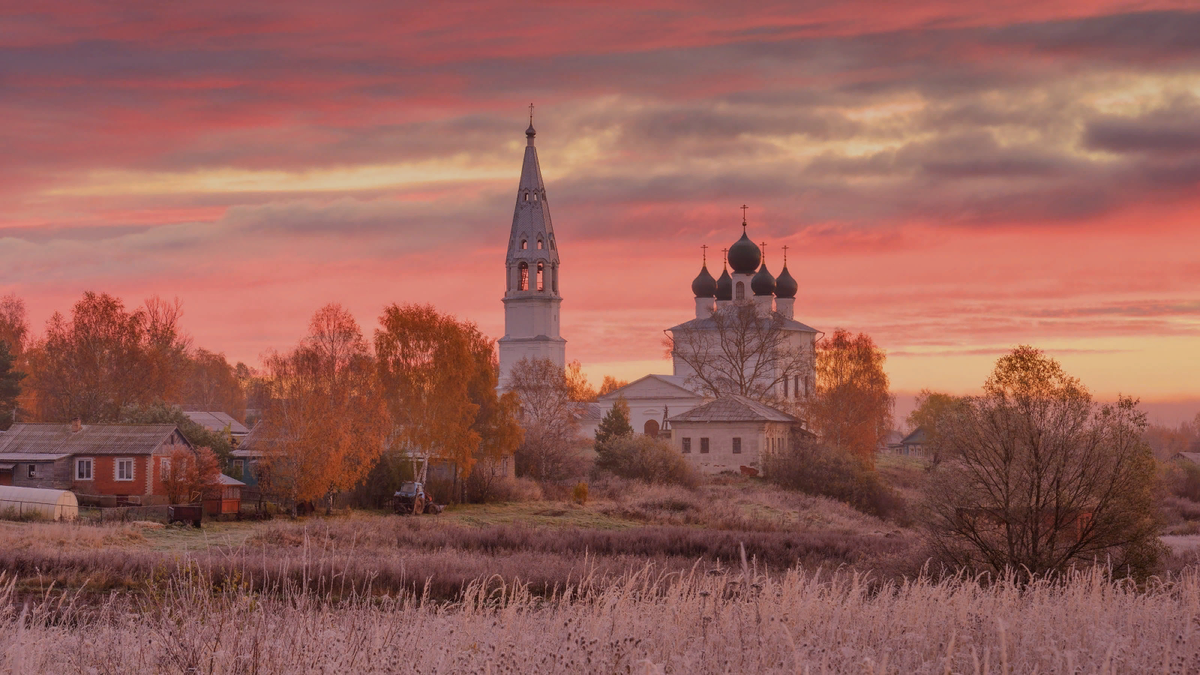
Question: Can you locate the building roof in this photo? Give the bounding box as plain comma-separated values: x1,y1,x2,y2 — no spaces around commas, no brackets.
0,424,185,457
184,411,249,436
598,374,703,402
1173,452,1200,466
667,314,819,334
217,473,246,486
574,402,603,421
901,427,928,445
668,396,797,424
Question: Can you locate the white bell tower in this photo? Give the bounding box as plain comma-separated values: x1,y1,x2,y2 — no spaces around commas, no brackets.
498,108,566,389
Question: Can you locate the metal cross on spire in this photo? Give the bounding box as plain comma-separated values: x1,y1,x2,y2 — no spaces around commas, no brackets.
740,204,749,230
782,245,789,265
701,244,708,265
722,248,729,269
529,102,534,125
761,242,768,262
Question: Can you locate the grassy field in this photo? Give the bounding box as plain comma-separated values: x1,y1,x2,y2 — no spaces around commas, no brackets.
4,472,1200,672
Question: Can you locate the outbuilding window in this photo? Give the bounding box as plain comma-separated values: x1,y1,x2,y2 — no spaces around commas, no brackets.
117,458,135,481
732,437,742,454
76,458,93,480
27,464,36,478
700,438,710,454
682,438,691,453
160,457,172,482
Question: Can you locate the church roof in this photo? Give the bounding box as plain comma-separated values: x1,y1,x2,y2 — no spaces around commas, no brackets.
668,396,797,424
506,119,560,274
666,314,819,334
597,374,703,402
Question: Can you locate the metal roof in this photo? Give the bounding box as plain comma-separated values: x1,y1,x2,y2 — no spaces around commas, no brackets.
667,315,819,334
0,424,184,456
184,411,250,436
668,396,797,424
901,427,929,445
0,453,72,462
1174,452,1200,466
217,473,246,486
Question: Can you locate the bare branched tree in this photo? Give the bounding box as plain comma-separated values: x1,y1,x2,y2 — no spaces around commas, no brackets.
665,303,811,403
507,357,583,482
921,346,1162,579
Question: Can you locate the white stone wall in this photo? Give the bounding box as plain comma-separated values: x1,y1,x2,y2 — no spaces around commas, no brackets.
671,421,792,475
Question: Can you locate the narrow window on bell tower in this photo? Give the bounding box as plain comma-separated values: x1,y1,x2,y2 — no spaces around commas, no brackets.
518,262,529,290
735,281,745,300
520,239,527,250
537,262,545,291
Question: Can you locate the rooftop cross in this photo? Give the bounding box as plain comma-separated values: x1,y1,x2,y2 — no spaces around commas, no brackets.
782,245,789,265
701,244,708,265
529,102,534,125
722,248,728,269
761,242,768,262
740,204,749,230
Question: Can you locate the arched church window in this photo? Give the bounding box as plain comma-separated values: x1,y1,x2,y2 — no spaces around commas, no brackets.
520,239,527,250
518,262,529,291
735,282,745,300
524,193,529,201
537,238,543,250
552,265,558,293
534,193,539,201
794,375,800,398
783,377,789,398
536,262,545,291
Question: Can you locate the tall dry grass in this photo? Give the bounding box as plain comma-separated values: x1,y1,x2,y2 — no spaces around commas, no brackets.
2,561,1198,674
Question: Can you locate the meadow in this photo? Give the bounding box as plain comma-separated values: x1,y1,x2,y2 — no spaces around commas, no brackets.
3,469,1200,673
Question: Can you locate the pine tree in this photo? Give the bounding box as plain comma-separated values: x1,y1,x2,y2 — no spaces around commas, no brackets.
595,396,634,450
0,340,25,431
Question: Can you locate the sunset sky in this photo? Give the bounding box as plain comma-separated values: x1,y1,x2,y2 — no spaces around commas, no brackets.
3,1,1199,421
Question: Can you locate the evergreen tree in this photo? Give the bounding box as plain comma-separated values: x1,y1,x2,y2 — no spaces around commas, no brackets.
0,340,25,430
595,396,634,449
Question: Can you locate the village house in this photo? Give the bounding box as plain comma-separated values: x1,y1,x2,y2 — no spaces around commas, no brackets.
0,421,193,504
667,396,804,476
183,410,251,443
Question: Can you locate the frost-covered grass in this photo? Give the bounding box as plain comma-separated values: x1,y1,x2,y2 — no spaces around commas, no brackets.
3,562,1198,674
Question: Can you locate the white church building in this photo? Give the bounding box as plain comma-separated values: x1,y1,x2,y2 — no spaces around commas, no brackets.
495,115,819,473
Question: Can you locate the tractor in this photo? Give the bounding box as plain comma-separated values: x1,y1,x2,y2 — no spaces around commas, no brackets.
393,481,442,515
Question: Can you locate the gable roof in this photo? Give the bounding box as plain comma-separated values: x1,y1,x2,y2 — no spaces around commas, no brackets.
598,374,703,402
901,427,928,445
184,411,249,436
1173,452,1200,466
0,424,187,458
668,396,797,424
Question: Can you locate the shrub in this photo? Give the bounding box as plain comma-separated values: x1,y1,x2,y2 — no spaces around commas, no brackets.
764,436,905,520
572,482,588,505
593,435,700,488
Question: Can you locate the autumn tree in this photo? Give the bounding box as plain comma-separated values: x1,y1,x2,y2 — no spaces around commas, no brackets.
0,341,24,431
0,294,28,359
598,376,629,397
906,389,963,466
162,445,222,505
177,349,247,422
508,357,584,482
375,304,480,491
804,329,893,468
565,360,598,402
259,304,389,512
666,303,811,402
921,346,1163,579
461,325,524,502
26,292,191,423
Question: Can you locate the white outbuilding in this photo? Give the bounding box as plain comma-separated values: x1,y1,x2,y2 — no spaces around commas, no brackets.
0,485,79,521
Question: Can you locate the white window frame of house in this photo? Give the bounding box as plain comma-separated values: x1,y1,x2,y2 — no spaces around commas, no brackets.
76,458,93,480
160,457,172,482
116,458,135,482
700,438,710,454
732,437,742,454
682,438,692,453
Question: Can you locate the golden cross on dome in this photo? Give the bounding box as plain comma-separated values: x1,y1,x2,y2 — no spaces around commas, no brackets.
529,102,534,125
782,245,789,265
740,204,749,226
761,242,767,262
722,248,729,268
701,244,708,265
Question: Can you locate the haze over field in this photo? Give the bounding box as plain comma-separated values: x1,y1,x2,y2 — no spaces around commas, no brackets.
2,1,1199,418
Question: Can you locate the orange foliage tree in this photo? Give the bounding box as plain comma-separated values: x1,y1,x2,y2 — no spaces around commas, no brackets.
259,304,389,511
162,445,222,505
24,292,191,423
178,349,247,422
804,329,893,468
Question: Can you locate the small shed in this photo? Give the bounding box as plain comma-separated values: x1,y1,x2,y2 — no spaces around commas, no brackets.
203,474,245,517
0,485,79,521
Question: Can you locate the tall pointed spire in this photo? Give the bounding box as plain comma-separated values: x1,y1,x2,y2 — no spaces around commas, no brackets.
499,110,566,389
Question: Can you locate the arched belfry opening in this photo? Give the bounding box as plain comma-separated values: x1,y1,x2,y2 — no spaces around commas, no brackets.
518,262,529,291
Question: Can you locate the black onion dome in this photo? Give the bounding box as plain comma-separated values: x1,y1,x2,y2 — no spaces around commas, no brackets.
716,268,733,301
727,233,761,273
774,265,797,298
751,263,776,296
691,266,717,297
